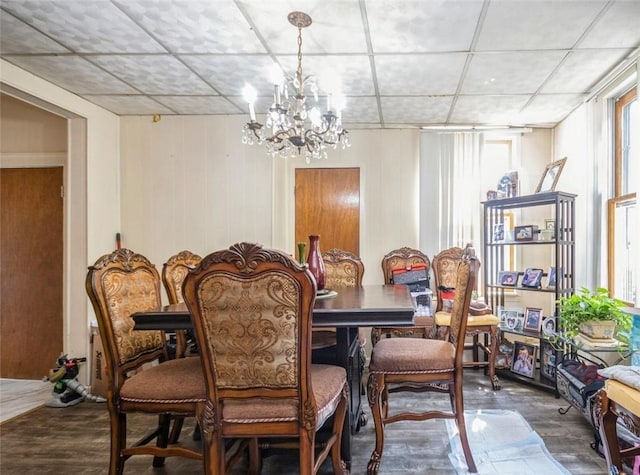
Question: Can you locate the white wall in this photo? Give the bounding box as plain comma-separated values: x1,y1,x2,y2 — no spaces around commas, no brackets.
1,59,120,380
121,117,421,287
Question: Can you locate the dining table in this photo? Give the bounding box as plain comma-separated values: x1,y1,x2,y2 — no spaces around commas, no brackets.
132,283,416,469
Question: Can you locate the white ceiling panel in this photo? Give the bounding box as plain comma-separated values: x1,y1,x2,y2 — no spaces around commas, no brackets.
1,0,638,127
90,55,216,95
476,0,607,51
4,55,139,94
450,95,531,125
366,0,483,53
462,51,568,94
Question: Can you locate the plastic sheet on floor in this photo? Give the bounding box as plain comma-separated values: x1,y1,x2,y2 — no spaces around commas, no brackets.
446,409,571,475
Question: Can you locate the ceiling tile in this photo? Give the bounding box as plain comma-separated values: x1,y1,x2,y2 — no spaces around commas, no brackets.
450,95,531,125
339,96,380,124
514,94,586,125
3,56,138,94
1,0,166,53
114,0,266,54
241,0,368,54
89,55,216,95
476,0,607,51
542,49,631,93
579,0,640,48
154,95,242,115
0,12,70,54
461,51,568,94
375,53,468,95
380,96,453,125
366,0,483,53
81,95,175,115
180,55,276,96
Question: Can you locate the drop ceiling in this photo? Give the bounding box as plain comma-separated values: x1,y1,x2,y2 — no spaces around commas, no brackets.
1,0,639,129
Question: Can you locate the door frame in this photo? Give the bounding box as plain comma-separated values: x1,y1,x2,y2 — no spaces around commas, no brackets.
0,89,88,382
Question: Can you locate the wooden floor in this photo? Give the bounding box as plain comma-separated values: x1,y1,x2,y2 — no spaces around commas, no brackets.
0,370,607,474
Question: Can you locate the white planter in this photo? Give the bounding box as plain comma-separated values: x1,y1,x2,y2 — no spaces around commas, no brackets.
579,320,617,339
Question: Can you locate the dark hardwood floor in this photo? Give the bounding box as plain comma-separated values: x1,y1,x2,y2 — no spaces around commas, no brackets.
0,370,607,474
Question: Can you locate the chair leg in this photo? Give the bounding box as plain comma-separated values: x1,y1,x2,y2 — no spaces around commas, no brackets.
367,373,386,475
168,415,185,444
452,377,477,473
152,413,171,467
298,429,315,475
110,411,126,475
247,438,262,475
330,386,349,475
488,327,500,390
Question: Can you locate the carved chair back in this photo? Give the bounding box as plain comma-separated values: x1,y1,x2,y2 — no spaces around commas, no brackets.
85,249,167,392
381,246,430,285
162,250,203,304
322,248,364,289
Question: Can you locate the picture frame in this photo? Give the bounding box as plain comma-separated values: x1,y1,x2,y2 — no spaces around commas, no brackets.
540,340,557,380
547,267,557,287
523,307,543,332
535,157,567,193
497,170,519,198
493,223,505,242
514,224,537,241
511,341,536,378
542,316,556,336
498,271,519,286
521,268,543,288
544,219,555,233
499,309,523,332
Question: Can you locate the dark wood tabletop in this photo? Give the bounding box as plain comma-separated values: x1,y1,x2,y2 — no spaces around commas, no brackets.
132,284,416,331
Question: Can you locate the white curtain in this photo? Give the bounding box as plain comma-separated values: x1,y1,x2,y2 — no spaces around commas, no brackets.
419,132,484,257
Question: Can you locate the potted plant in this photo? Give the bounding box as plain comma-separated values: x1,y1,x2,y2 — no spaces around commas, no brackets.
557,287,630,340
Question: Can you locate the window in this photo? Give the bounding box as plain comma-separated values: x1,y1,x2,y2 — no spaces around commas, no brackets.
608,86,637,305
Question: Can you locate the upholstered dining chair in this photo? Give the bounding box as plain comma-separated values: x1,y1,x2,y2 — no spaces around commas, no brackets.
432,244,501,390
371,246,432,345
312,248,365,351
85,248,204,475
182,242,349,475
162,250,203,358
366,246,479,474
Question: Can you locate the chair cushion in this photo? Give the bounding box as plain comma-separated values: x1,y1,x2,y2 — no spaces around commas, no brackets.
222,364,346,430
368,337,455,373
434,311,500,326
604,379,640,416
120,357,205,406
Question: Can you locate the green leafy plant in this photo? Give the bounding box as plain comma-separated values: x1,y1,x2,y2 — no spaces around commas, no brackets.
556,287,630,339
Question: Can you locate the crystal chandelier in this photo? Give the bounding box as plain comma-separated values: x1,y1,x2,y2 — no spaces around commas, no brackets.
241,11,350,163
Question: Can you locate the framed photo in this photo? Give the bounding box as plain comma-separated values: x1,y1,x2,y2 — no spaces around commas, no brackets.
547,267,557,287
521,268,543,288
511,341,536,378
535,157,567,193
540,340,557,380
493,223,505,242
498,271,518,286
523,307,543,332
542,316,556,336
497,170,519,198
544,219,555,232
499,309,523,332
514,224,537,241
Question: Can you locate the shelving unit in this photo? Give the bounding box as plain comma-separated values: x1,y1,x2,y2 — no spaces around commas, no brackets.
482,191,576,391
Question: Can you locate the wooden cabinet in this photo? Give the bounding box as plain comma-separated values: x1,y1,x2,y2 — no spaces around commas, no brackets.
482,191,576,391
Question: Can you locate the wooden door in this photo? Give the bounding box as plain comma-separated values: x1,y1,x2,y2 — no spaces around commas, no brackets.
1,167,63,379
295,168,360,258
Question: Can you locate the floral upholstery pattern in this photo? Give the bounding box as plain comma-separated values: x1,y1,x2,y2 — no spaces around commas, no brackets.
197,272,300,389
162,250,202,304
323,248,364,289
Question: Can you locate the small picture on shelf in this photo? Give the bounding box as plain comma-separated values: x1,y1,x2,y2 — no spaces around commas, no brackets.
542,316,556,336
540,340,557,380
521,268,543,288
523,307,543,332
547,267,557,287
511,342,536,378
499,309,523,332
545,219,555,235
493,223,505,242
514,225,537,241
498,271,519,286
